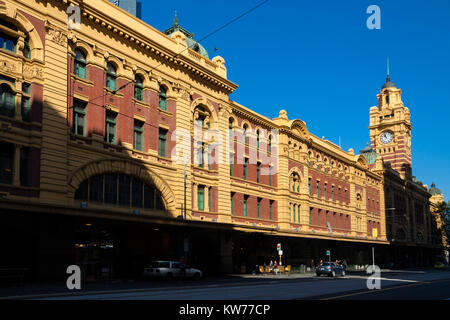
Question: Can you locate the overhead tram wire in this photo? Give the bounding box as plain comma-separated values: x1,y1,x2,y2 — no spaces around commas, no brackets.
68,0,270,110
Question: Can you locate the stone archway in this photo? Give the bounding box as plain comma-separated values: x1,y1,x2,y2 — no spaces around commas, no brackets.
68,159,177,215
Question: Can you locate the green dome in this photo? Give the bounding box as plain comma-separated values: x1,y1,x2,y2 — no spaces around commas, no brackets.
382,76,396,90
163,12,209,59
429,183,442,196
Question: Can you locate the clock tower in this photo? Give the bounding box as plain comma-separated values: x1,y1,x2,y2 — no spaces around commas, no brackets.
369,73,412,178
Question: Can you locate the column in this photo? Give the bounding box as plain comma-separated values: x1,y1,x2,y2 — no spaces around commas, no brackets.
205,185,209,213
193,183,198,211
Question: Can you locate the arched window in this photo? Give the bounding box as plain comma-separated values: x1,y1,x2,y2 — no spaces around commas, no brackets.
0,84,15,117
74,49,87,79
256,130,260,149
243,124,248,144
159,85,167,110
106,63,117,91
74,173,165,211
290,172,300,192
268,135,272,153
395,229,406,241
134,75,144,101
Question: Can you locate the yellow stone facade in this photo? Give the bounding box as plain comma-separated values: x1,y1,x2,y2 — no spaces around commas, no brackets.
0,0,444,278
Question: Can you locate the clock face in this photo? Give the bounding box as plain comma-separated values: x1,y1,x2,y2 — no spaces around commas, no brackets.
380,131,394,144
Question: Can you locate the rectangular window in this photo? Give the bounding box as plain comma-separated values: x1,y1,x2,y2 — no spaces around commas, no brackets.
332,186,335,201
316,180,320,197
243,158,248,180
324,183,328,199
144,184,155,209
197,142,204,168
269,166,273,186
243,195,248,217
308,178,311,195
90,175,104,203
269,200,273,220
309,207,313,225
105,111,116,144
73,100,87,136
104,173,118,205
21,83,31,122
19,147,30,187
132,178,143,208
118,174,131,207
208,187,212,212
257,162,261,183
297,204,301,223
0,142,14,185
0,33,16,52
231,192,234,215
318,209,321,226
134,120,143,151
198,185,205,211
207,146,212,171
229,153,234,176
339,187,341,202
158,128,167,157
292,204,296,223
257,198,261,218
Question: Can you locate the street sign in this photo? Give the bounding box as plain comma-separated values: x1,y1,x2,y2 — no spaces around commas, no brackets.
277,243,281,251
279,250,283,256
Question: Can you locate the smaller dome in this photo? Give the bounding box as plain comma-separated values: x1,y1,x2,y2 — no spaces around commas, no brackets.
163,12,209,59
429,182,442,196
382,76,396,89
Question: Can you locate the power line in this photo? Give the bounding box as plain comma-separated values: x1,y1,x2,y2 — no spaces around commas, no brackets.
79,0,270,106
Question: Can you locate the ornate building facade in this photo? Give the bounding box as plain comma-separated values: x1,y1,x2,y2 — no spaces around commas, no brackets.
0,0,443,280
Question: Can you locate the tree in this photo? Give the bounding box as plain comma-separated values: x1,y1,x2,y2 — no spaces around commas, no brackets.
435,201,450,247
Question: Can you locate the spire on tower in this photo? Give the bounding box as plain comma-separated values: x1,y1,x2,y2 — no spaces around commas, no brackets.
387,57,390,80
382,57,396,89
174,10,178,26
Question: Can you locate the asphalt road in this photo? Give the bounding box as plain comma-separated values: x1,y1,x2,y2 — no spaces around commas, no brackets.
16,269,450,300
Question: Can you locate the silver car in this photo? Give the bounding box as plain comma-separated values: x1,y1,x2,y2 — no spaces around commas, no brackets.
143,261,203,280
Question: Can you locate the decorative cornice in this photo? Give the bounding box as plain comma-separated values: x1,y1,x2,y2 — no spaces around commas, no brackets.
52,0,237,94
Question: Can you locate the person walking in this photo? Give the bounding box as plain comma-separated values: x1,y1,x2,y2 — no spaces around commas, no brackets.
274,261,278,275
269,260,274,273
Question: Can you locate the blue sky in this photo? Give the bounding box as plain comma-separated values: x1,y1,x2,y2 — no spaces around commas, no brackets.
140,0,450,202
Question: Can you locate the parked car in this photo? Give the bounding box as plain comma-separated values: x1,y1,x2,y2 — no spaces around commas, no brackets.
316,262,346,277
143,261,203,280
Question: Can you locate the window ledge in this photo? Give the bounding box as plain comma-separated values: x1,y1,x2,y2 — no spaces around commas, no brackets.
132,98,150,108
104,87,124,98
158,107,173,117
71,74,94,87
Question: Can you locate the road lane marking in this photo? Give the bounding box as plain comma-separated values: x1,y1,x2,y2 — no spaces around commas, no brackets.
321,282,429,300
321,278,450,300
